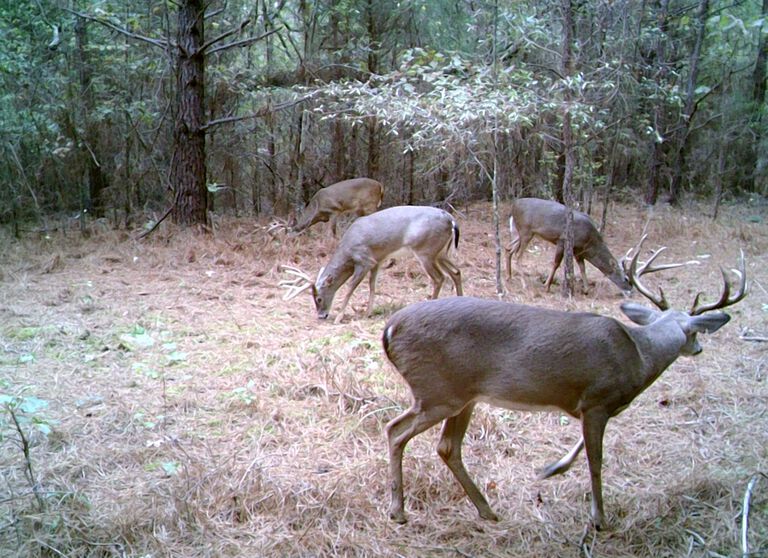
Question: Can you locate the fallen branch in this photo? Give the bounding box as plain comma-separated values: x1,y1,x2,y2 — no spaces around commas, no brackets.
740,329,768,343
134,203,175,240
742,473,766,558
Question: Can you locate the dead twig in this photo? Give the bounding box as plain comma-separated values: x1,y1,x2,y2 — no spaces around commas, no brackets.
742,473,766,558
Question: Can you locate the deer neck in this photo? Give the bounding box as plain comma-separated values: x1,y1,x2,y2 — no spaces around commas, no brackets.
321,253,355,290
584,244,618,275
294,199,320,231
625,316,689,386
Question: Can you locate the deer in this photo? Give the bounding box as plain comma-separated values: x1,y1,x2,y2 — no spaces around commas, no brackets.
383,236,746,530
506,197,631,293
290,177,384,237
281,205,463,324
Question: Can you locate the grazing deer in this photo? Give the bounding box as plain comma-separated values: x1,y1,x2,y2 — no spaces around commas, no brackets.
506,197,631,293
291,177,384,236
384,237,746,529
281,205,463,324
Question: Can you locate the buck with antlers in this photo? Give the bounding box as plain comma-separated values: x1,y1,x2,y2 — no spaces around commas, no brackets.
506,197,631,293
281,205,463,324
383,236,746,530
290,177,384,237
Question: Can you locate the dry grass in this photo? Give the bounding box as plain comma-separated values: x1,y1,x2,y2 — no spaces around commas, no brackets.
1,200,766,558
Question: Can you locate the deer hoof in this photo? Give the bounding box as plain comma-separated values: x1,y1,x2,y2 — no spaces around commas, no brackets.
389,511,407,524
479,509,500,522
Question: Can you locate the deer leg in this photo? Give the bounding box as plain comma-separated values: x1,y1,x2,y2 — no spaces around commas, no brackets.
418,256,446,299
538,437,584,479
506,228,521,279
436,257,463,296
576,257,589,293
507,231,531,280
386,402,455,523
333,265,369,324
366,264,380,317
437,404,498,521
582,409,610,530
515,233,533,263
545,244,565,291
505,245,515,279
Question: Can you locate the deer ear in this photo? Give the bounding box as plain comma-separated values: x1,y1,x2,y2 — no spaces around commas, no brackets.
620,302,660,325
687,312,731,334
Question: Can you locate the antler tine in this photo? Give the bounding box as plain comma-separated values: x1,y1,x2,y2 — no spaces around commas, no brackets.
266,219,289,236
279,264,312,282
278,265,314,301
625,234,700,311
690,249,748,316
627,241,669,311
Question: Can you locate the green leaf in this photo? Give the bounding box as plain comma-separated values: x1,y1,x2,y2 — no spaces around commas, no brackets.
167,351,187,363
119,332,155,350
19,396,48,414
161,461,180,476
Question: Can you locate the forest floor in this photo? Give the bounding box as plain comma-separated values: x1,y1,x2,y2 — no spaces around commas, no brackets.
1,199,767,558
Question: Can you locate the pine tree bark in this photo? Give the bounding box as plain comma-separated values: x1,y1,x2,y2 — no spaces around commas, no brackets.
74,14,109,219
170,0,208,227
668,0,709,205
645,0,670,205
560,0,576,297
744,0,768,192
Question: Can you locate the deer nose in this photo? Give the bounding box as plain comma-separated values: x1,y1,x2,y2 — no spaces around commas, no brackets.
317,311,329,320
686,339,703,356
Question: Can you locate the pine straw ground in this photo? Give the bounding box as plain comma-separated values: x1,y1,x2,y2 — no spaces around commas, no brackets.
0,200,767,558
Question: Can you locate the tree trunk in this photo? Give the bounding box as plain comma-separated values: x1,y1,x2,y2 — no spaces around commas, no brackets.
560,0,576,298
74,14,109,219
645,0,670,205
170,0,208,227
668,0,709,205
366,0,380,179
744,0,768,192
329,8,345,183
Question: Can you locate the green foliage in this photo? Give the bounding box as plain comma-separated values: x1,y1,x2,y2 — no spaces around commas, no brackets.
0,390,56,441
1,0,766,224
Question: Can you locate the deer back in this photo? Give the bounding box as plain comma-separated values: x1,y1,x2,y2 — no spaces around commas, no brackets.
512,198,596,248
383,296,655,418
512,198,629,290
333,205,456,262
293,178,383,232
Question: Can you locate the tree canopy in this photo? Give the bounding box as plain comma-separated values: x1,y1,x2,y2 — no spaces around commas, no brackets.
1,0,766,230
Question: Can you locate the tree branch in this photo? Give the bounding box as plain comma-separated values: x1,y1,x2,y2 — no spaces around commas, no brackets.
199,18,251,52
202,96,311,131
206,27,281,56
64,8,171,50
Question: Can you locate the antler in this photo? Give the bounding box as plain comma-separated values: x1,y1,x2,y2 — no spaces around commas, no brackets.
266,219,290,237
625,234,696,311
279,265,314,300
690,250,748,315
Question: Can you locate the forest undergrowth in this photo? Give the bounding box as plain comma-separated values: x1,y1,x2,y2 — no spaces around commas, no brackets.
1,200,767,558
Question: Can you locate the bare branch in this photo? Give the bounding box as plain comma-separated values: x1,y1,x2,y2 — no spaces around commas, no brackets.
206,27,281,56
64,8,170,50
201,95,312,131
199,18,252,52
